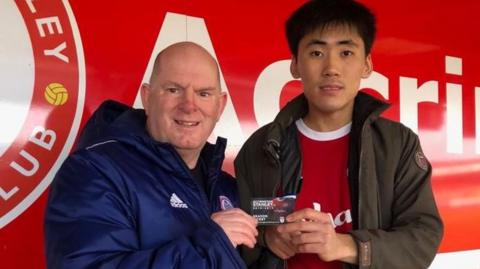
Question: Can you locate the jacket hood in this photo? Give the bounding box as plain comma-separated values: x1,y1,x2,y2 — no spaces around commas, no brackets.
76,100,142,150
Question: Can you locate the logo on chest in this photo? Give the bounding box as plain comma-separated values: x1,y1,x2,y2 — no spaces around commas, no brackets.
170,193,188,208
313,202,352,228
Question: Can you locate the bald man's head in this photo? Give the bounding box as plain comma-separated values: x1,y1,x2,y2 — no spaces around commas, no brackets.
140,41,227,168
149,42,220,88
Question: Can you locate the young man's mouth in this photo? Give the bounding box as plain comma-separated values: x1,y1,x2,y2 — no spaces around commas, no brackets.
319,83,344,92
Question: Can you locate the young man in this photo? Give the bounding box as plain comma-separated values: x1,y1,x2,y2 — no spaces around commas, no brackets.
235,0,443,268
45,42,257,269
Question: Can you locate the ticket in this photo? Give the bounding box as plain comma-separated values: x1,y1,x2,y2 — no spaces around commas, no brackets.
251,195,296,225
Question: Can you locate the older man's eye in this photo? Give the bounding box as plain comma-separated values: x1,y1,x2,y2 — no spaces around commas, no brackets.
166,87,179,94
198,91,212,97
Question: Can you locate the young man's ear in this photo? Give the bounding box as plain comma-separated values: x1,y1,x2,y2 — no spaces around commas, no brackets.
290,56,300,79
140,83,150,115
362,54,373,78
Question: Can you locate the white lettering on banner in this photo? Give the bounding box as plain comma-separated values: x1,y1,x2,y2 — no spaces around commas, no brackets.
25,0,36,13
399,78,439,134
254,60,297,127
44,41,69,63
0,186,19,201
142,13,479,153
397,55,466,154
35,16,63,37
445,56,462,75
9,150,39,177
359,71,389,99
30,126,56,150
445,56,464,154
9,126,56,177
446,83,463,153
134,12,244,145
32,12,69,63
396,56,468,154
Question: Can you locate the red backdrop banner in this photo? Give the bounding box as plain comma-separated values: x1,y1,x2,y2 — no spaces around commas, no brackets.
1,1,479,268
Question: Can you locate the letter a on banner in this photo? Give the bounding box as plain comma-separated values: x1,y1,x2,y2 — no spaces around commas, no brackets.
133,12,244,145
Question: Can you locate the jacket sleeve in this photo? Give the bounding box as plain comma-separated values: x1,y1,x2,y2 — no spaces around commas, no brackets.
349,128,444,269
44,153,245,269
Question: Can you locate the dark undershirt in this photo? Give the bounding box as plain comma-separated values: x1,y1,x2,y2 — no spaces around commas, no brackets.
189,157,207,195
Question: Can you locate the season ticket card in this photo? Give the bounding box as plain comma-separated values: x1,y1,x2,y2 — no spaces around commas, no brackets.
251,195,296,225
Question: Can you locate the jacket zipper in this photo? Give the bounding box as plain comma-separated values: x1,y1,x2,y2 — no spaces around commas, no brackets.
180,153,244,268
168,144,213,219
270,133,303,269
187,166,213,219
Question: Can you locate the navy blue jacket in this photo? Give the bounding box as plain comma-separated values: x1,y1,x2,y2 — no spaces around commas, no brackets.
44,100,246,269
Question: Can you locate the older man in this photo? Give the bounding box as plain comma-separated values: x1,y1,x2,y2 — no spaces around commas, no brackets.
45,42,257,269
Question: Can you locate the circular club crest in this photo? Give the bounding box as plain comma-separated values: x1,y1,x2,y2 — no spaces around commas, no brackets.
0,1,85,228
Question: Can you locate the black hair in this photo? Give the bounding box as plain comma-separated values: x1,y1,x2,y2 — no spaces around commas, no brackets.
286,0,376,56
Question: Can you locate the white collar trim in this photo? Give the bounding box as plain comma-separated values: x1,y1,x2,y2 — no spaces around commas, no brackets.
295,118,351,141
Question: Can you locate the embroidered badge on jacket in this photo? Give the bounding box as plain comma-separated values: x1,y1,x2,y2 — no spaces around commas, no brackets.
414,151,429,171
219,195,234,210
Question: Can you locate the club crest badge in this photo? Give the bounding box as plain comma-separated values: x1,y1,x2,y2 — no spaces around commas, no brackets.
219,195,234,210
414,150,429,171
0,1,85,228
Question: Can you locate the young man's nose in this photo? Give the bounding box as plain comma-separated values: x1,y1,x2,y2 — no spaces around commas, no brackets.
322,54,340,77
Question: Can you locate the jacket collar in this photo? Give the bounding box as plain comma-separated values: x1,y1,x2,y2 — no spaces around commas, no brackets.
265,91,390,145
76,100,227,177
351,92,390,132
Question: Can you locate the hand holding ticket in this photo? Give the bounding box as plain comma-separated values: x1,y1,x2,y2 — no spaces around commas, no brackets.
251,195,296,225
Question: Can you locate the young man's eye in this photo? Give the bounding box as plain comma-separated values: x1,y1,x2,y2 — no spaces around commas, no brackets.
310,50,323,57
341,51,354,56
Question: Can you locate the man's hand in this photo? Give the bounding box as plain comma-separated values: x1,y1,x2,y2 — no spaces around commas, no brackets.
264,225,296,259
211,208,258,248
277,208,358,264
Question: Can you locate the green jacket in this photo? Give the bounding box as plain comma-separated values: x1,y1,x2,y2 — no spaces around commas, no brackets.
234,92,443,269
